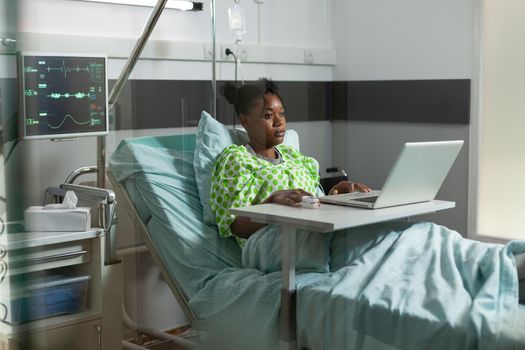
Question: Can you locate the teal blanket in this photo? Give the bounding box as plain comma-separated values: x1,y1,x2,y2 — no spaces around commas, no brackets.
191,222,525,350
110,136,525,350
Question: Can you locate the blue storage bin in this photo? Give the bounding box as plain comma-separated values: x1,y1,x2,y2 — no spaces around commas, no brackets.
8,271,90,324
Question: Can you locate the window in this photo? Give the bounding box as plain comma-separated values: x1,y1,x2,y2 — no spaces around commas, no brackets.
470,0,525,241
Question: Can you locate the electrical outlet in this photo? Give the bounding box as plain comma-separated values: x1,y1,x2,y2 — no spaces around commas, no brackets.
221,46,232,61
304,49,314,64
203,44,214,60
221,45,248,61
238,47,248,60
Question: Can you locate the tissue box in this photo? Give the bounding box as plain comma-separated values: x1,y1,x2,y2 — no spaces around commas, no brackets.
24,207,91,232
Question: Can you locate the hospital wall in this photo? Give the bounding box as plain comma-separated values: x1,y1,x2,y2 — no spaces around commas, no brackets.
330,0,473,234
8,0,334,331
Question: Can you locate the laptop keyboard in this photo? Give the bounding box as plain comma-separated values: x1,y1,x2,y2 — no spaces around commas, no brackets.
355,196,379,203
337,190,380,199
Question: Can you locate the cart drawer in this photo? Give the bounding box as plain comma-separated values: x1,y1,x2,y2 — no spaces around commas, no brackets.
7,240,91,276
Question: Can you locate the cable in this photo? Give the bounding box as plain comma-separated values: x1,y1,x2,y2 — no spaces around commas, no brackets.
225,48,239,128
235,44,245,85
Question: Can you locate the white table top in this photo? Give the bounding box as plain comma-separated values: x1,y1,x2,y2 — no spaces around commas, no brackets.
1,229,103,250
230,200,455,232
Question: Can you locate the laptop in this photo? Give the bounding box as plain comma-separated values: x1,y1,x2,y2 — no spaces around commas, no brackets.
319,140,464,209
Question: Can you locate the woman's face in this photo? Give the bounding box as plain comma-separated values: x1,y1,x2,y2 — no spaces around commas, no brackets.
240,93,286,149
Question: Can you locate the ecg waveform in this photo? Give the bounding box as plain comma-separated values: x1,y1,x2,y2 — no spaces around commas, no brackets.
46,92,94,100
26,114,103,129
45,60,90,78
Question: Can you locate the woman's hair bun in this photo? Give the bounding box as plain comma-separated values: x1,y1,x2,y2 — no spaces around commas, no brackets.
220,78,281,116
260,78,279,95
220,82,238,106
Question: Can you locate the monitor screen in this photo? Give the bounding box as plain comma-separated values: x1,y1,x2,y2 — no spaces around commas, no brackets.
18,53,108,140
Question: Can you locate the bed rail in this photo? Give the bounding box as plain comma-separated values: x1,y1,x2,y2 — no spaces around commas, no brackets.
107,170,198,323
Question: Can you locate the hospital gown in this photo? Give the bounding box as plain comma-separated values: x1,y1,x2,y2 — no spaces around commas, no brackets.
210,144,319,244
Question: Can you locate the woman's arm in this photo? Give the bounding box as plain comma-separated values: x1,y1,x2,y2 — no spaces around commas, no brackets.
230,217,267,239
230,188,313,239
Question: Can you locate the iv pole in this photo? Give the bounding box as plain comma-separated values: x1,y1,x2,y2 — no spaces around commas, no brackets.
94,0,168,264
98,0,168,190
210,0,217,117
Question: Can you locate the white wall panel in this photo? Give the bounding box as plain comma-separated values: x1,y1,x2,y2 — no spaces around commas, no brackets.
0,0,17,35
14,32,335,67
107,59,331,81
17,0,332,50
332,0,474,80
258,0,332,49
0,54,15,78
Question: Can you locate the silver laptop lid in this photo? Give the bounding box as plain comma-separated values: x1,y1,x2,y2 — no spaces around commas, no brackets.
373,140,463,208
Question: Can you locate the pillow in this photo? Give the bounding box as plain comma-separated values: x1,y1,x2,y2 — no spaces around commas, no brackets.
194,111,300,225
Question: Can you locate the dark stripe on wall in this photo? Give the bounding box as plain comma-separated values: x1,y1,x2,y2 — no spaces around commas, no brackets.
2,78,470,134
329,80,471,124
110,80,331,129
111,79,470,128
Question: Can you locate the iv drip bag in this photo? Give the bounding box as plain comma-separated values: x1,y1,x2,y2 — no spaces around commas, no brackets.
228,2,246,42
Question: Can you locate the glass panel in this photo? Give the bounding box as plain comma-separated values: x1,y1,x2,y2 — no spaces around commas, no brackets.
478,0,525,240
2,0,501,348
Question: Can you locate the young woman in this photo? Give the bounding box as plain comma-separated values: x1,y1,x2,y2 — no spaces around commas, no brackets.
211,79,370,242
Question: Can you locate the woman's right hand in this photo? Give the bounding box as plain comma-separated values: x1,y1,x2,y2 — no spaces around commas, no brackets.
263,189,313,207
329,180,371,195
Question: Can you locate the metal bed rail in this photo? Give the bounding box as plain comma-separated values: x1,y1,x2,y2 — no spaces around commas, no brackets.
107,170,198,323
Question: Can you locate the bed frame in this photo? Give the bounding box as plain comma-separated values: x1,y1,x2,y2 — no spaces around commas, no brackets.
108,170,198,323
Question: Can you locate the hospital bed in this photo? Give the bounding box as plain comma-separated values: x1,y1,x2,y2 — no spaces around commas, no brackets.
108,132,525,350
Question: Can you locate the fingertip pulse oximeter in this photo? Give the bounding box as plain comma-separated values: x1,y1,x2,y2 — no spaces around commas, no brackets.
301,196,320,209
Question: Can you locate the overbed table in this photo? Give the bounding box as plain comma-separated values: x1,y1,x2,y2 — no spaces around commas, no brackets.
231,200,455,350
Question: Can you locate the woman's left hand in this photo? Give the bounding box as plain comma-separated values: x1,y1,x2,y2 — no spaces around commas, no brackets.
263,189,313,207
329,181,371,195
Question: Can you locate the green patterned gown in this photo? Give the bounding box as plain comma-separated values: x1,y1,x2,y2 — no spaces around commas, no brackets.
210,144,320,246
